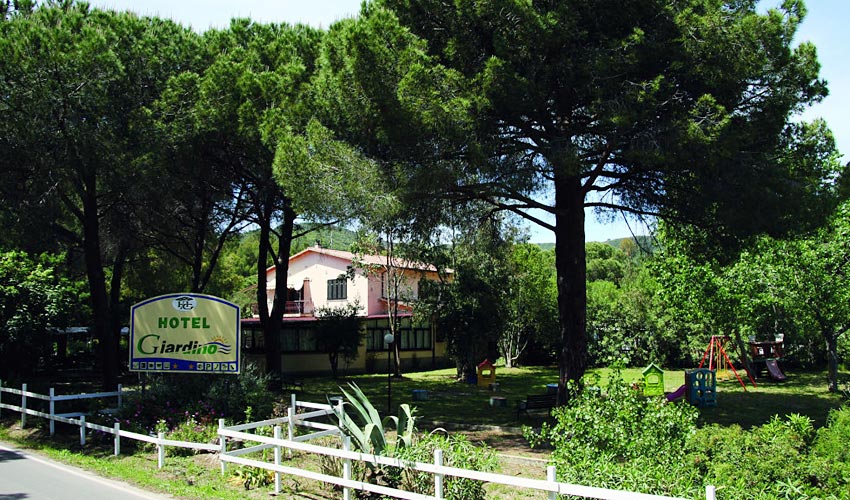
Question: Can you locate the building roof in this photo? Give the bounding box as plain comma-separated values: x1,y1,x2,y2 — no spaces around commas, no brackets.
279,245,450,274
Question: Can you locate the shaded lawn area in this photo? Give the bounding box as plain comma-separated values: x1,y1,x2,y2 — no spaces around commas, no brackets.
701,370,845,428
297,366,846,429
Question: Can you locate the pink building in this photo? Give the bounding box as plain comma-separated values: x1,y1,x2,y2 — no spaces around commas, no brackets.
243,245,451,375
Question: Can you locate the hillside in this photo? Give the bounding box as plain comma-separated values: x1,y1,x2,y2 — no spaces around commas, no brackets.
290,224,358,254
536,235,657,254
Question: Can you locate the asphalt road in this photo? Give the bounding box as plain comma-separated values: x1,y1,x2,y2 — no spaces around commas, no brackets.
0,442,173,500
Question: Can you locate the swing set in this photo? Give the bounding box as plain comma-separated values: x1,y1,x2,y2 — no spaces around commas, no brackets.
698,335,756,391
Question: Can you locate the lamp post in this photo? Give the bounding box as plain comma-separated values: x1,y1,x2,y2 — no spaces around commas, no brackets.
384,332,394,416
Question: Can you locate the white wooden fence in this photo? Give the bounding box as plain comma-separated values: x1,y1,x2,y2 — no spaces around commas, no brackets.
220,394,718,500
0,381,218,467
0,383,717,500
218,393,345,493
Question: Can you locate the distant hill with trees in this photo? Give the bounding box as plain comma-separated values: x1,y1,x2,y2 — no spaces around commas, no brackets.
536,235,657,255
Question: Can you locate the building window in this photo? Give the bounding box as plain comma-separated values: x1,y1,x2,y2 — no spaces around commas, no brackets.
365,318,432,352
281,327,319,353
366,329,394,351
398,328,431,350
242,326,265,353
327,278,347,300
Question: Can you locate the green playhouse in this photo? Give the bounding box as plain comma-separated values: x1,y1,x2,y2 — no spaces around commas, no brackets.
642,363,665,397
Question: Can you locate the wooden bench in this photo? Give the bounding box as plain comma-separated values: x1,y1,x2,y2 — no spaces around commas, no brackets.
516,393,557,418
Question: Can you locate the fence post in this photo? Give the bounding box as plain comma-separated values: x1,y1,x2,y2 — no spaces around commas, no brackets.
336,397,345,429
290,392,297,455
706,485,717,500
547,465,557,500
219,418,227,475
49,388,55,436
79,416,86,446
287,406,295,459
114,422,121,456
117,384,122,410
1,379,4,417
157,431,165,468
274,426,282,495
21,383,27,428
343,435,352,500
434,448,444,499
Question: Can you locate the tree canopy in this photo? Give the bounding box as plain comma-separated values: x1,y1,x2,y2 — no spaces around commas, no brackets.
0,1,204,387
338,0,846,399
1,0,846,394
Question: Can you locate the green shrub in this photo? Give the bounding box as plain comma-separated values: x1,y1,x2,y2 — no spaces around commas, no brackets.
120,362,276,433
228,466,275,490
393,431,498,500
684,413,850,500
687,420,804,498
527,370,698,462
523,368,850,499
0,251,85,380
808,406,850,497
524,369,699,495
159,416,219,456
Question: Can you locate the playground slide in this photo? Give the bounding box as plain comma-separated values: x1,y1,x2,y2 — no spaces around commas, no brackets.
765,359,786,381
666,384,687,402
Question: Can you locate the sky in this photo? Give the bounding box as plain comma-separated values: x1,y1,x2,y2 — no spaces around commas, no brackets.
86,0,850,243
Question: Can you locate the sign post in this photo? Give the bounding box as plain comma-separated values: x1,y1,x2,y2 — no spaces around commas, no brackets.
130,294,240,374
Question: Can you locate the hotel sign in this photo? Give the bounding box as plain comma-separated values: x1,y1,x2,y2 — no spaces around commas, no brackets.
130,294,240,374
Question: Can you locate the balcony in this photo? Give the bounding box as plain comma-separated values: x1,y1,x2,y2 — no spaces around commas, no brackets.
284,300,314,316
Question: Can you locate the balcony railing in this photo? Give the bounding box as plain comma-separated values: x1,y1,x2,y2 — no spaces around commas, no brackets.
284,300,314,316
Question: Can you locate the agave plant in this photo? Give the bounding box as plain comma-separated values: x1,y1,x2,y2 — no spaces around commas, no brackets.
335,382,416,457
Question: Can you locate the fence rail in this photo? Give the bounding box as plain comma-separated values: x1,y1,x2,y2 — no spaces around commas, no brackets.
0,381,716,500
0,381,216,466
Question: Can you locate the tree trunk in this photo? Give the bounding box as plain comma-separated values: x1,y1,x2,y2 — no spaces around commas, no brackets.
258,201,296,382
731,330,753,382
554,172,588,406
385,231,404,378
190,203,210,293
329,352,339,378
81,175,119,390
503,334,514,368
826,332,838,392
109,244,128,373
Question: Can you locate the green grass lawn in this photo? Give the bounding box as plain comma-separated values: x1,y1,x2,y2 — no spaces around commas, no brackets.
296,364,846,429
